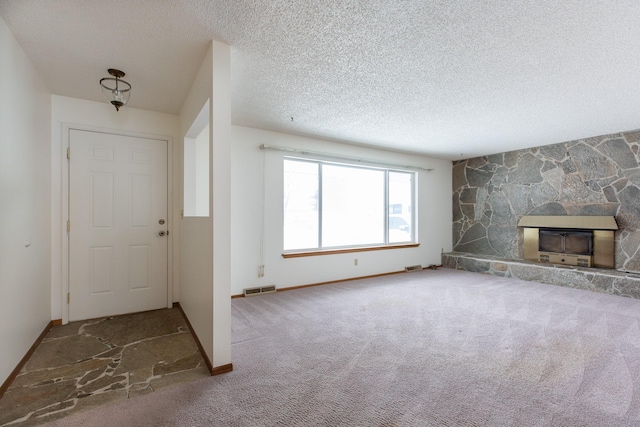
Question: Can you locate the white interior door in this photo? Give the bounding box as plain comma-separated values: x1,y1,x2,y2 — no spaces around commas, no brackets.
69,129,168,321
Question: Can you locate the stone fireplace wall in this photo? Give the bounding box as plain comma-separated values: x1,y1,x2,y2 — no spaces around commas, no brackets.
452,130,640,273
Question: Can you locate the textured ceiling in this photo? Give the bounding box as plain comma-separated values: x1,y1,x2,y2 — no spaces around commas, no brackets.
2,1,640,160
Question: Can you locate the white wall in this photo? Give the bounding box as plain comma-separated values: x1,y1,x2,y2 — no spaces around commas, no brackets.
0,16,52,386
180,45,214,364
210,42,232,368
50,96,181,322
184,122,210,217
195,124,210,216
230,126,453,296
179,41,232,369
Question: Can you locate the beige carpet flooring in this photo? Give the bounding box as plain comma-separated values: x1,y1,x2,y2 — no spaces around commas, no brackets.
34,268,640,426
0,308,209,426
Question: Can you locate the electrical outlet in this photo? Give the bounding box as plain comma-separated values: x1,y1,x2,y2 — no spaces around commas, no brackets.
258,265,265,277
354,258,358,266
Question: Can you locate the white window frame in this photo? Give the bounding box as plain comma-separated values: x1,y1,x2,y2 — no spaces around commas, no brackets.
283,156,416,252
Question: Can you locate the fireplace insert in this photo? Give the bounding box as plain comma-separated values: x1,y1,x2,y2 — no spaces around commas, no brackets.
537,228,593,267
538,228,593,255
518,216,617,268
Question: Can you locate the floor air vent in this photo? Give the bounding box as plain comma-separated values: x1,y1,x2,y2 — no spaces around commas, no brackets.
243,285,277,297
405,265,423,272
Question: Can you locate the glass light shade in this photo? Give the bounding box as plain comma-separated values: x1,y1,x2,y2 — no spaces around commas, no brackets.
99,71,131,111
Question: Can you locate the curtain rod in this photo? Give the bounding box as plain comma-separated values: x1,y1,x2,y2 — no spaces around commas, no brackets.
259,144,434,171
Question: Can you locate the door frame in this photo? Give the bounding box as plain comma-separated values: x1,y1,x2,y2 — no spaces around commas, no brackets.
61,124,173,325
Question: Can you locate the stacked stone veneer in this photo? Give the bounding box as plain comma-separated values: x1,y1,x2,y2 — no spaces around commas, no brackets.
446,129,640,298
442,253,640,299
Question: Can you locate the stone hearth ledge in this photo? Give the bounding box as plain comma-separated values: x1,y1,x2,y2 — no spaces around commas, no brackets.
442,251,640,300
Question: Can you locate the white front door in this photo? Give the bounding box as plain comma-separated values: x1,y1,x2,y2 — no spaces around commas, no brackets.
68,129,168,321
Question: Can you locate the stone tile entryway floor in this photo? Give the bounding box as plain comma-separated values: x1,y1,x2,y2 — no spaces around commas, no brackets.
0,308,209,426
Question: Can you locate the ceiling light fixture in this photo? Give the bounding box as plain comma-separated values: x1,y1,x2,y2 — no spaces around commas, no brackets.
99,68,131,111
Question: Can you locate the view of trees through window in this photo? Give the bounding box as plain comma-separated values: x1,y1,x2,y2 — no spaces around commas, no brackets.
284,158,414,251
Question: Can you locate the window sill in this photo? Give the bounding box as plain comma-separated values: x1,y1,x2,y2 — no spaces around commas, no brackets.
282,243,420,258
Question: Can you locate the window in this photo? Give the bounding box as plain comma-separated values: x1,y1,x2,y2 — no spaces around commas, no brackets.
284,158,415,251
